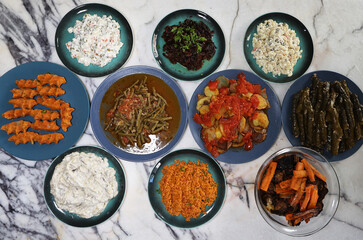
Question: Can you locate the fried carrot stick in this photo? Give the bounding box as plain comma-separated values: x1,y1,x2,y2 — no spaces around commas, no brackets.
279,179,292,189
260,161,277,191
293,170,308,178
290,162,304,191
307,186,319,210
290,178,307,207
309,164,327,182
300,185,313,211
275,184,294,194
301,158,315,182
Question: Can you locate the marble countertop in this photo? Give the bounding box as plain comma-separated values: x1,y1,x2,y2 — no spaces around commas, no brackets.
0,0,362,239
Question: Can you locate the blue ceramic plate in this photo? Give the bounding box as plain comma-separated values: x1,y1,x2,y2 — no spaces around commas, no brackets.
0,62,89,161
148,149,226,228
282,70,363,161
188,69,281,164
55,3,133,77
90,65,188,162
244,12,313,83
43,145,126,227
152,9,225,81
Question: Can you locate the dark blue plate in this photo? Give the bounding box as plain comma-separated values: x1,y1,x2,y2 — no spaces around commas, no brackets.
152,9,225,81
0,62,90,161
148,149,226,228
282,70,363,161
244,12,313,83
55,3,133,77
188,69,281,164
90,65,188,162
43,145,126,227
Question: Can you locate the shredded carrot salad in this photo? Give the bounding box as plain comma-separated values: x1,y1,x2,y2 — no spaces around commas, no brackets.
159,159,218,221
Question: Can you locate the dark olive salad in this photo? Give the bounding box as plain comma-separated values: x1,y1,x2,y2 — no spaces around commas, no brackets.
162,19,216,71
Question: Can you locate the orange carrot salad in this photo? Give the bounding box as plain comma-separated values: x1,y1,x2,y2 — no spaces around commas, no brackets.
158,160,218,221
259,155,328,226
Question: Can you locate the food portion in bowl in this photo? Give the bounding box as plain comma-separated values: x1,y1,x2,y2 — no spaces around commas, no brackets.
66,13,124,67
192,72,270,157
158,159,218,221
252,19,302,77
259,153,328,226
50,151,118,218
1,73,74,145
291,73,363,155
101,73,181,154
162,18,216,71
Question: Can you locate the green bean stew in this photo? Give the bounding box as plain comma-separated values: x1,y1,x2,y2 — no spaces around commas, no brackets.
101,74,181,154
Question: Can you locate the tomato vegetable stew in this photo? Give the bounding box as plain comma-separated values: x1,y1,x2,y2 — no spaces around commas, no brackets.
100,74,181,154
193,73,270,157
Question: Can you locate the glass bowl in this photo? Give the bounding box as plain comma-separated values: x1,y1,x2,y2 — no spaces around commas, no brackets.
254,147,340,236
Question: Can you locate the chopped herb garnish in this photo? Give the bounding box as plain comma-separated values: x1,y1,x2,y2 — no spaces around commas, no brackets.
171,25,207,53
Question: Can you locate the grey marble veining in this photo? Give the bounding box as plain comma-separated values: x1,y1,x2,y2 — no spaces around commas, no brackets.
0,0,362,239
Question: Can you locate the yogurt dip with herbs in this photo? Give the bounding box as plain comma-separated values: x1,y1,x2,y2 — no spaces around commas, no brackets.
50,151,118,218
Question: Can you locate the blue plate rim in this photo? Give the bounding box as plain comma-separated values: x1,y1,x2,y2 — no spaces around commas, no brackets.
90,65,188,162
152,8,226,81
147,148,227,228
188,69,282,164
0,61,90,161
55,3,133,77
281,70,363,161
243,12,313,83
43,144,127,227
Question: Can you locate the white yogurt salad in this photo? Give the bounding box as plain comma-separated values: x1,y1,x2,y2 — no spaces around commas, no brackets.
66,13,124,67
50,151,118,218
252,19,302,77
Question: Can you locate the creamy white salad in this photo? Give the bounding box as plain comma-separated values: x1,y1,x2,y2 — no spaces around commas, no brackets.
252,19,302,77
50,151,118,218
66,13,124,67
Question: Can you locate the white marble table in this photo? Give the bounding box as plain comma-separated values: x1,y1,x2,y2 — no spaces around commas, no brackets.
0,0,362,239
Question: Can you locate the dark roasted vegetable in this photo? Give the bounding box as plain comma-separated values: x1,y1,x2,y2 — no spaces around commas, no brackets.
291,91,301,138
326,122,332,152
319,111,327,146
321,81,330,111
333,81,355,129
296,90,306,145
302,88,314,146
350,93,363,124
350,93,363,141
326,90,343,155
313,82,324,147
310,74,320,107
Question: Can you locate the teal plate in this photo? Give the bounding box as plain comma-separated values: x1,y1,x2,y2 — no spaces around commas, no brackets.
43,145,126,227
148,149,226,228
152,9,225,81
55,3,133,77
244,12,313,83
